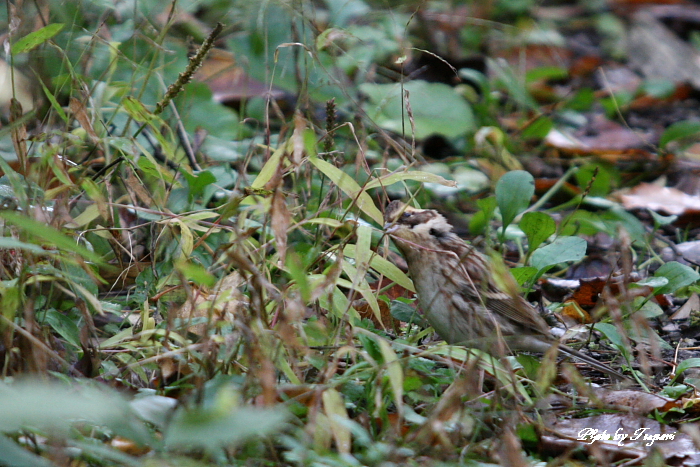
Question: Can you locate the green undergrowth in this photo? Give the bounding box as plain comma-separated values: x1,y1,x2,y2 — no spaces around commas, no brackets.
0,1,696,466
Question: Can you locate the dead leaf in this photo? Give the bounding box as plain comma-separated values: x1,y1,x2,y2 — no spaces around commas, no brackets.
69,97,99,142
671,293,700,320
194,48,286,103
560,300,593,324
353,298,397,330
291,110,306,166
271,190,290,265
620,182,700,215
594,388,681,413
124,168,155,207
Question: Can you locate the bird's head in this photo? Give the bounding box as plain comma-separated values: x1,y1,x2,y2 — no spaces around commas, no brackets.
383,201,453,242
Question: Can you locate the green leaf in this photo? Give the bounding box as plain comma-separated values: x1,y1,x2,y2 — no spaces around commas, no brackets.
286,252,312,302
377,338,403,415
530,236,587,272
43,310,81,349
175,260,216,288
469,196,497,235
164,405,288,450
672,358,700,383
182,169,216,199
309,156,383,224
660,384,690,399
520,212,555,253
180,83,243,139
496,170,534,231
0,212,104,264
250,141,288,190
0,380,149,443
511,266,538,286
344,244,415,292
363,170,456,190
575,163,614,197
122,96,153,122
488,58,538,110
390,300,426,326
39,79,68,124
653,261,700,295
634,277,668,288
649,210,677,227
633,296,664,319
11,24,64,54
516,423,539,444
0,237,56,255
0,435,55,467
360,80,474,139
592,323,625,348
525,66,568,83
521,116,553,139
659,121,700,148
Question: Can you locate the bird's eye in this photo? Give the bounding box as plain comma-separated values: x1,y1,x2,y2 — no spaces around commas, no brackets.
401,211,412,219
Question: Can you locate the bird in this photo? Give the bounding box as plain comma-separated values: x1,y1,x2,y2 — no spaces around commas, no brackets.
383,200,628,380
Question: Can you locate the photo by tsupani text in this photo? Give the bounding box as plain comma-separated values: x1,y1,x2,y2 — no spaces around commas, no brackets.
578,428,676,447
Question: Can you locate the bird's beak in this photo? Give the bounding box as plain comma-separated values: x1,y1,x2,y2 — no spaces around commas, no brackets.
384,222,398,234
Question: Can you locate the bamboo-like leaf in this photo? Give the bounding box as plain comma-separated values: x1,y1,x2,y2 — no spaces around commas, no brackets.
318,283,360,322
302,217,344,228
429,345,531,402
341,260,382,325
343,244,415,292
322,388,351,454
251,141,289,189
38,79,68,123
11,23,64,54
0,237,56,255
364,170,457,190
377,338,403,416
308,156,383,224
0,212,104,264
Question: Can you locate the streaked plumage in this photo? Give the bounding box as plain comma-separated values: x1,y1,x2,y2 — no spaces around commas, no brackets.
384,200,627,380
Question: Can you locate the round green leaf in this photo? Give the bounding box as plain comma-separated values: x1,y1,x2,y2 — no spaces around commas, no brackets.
674,358,700,382
519,211,555,253
653,261,700,295
511,266,538,286
530,236,587,272
496,170,534,230
360,80,474,139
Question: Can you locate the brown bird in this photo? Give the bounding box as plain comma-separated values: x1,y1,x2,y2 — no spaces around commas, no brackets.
384,200,628,380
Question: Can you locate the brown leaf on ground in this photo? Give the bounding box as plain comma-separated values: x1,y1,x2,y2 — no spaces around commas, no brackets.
559,300,593,324
620,182,700,215
194,48,286,103
546,114,653,152
353,299,397,330
593,388,681,413
671,293,700,320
